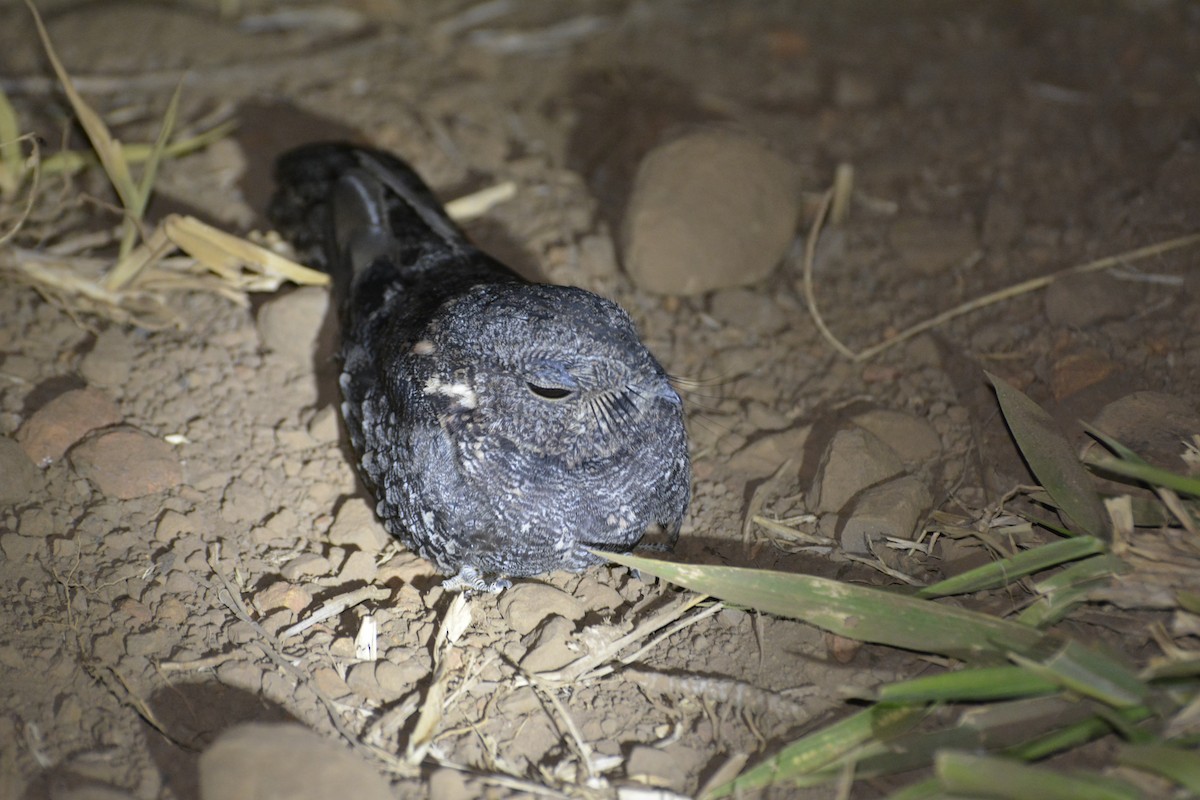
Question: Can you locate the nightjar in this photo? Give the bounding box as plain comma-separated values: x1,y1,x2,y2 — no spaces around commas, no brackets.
269,143,690,591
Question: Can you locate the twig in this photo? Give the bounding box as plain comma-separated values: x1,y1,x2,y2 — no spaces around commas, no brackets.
280,584,390,639
799,177,1200,361
206,543,416,777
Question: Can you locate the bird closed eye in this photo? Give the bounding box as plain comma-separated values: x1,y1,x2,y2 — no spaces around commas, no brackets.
526,383,573,400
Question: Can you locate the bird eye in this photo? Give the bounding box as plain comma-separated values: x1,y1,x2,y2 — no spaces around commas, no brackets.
527,383,573,400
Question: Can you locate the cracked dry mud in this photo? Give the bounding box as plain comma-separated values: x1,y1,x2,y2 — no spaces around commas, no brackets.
2,2,1200,799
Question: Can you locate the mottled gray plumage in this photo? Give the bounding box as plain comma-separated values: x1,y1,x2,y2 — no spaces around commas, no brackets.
269,143,690,591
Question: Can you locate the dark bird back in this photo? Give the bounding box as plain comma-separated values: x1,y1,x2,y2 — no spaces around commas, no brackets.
270,143,690,591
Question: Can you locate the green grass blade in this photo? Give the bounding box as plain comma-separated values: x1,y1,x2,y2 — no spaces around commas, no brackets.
111,79,184,276
0,87,23,197
1011,639,1147,708
1016,554,1128,627
1007,705,1153,761
918,537,1105,598
601,552,1044,659
936,752,1140,800
879,665,1059,703
987,372,1111,540
1118,743,1200,793
1084,455,1200,498
702,703,922,798
38,119,237,177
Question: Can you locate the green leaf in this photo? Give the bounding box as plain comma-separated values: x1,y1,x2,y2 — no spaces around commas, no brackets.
1084,455,1200,498
600,552,1043,659
1118,743,1200,793
879,665,1059,703
987,372,1111,540
936,752,1141,800
702,703,922,798
918,537,1106,598
1016,554,1128,628
1011,639,1147,708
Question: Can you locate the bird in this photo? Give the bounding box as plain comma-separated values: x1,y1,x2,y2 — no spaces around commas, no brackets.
268,143,690,592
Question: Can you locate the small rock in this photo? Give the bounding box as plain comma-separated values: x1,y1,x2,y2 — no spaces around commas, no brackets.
839,475,933,554
888,217,979,277
1090,392,1200,474
307,405,341,444
16,387,122,467
311,666,351,699
807,427,905,514
339,550,378,583
221,478,270,524
708,288,789,334
327,498,389,551
1049,349,1118,401
621,128,800,294
155,510,196,543
199,722,393,800
281,552,332,581
80,328,134,388
850,409,941,467
1043,272,1132,328
374,658,425,696
256,287,330,366
727,425,810,478
254,581,313,615
346,660,417,702
0,435,41,505
427,767,476,800
1,532,43,560
519,615,578,673
499,583,587,635
377,551,437,585
572,575,626,612
69,427,182,499
626,742,703,787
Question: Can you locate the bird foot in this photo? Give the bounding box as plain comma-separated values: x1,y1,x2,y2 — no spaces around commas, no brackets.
441,564,512,594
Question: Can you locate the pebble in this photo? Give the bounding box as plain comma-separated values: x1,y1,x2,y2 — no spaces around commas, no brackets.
254,581,313,615
621,128,800,294
154,509,196,543
0,435,40,505
727,425,810,478
1048,349,1118,401
850,409,942,467
888,217,979,276
338,550,378,583
346,659,423,701
281,552,332,581
1044,272,1134,329
807,426,905,514
326,497,390,552
79,328,135,388
199,722,393,800
16,387,122,467
220,477,270,524
1090,392,1200,473
69,427,183,499
708,288,790,334
307,404,341,444
255,286,330,367
839,475,933,554
519,615,578,673
499,583,587,635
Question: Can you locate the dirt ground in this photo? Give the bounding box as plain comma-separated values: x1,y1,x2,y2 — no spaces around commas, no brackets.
2,1,1199,798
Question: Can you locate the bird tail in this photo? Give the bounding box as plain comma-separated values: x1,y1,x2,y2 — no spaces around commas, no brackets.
268,142,469,300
